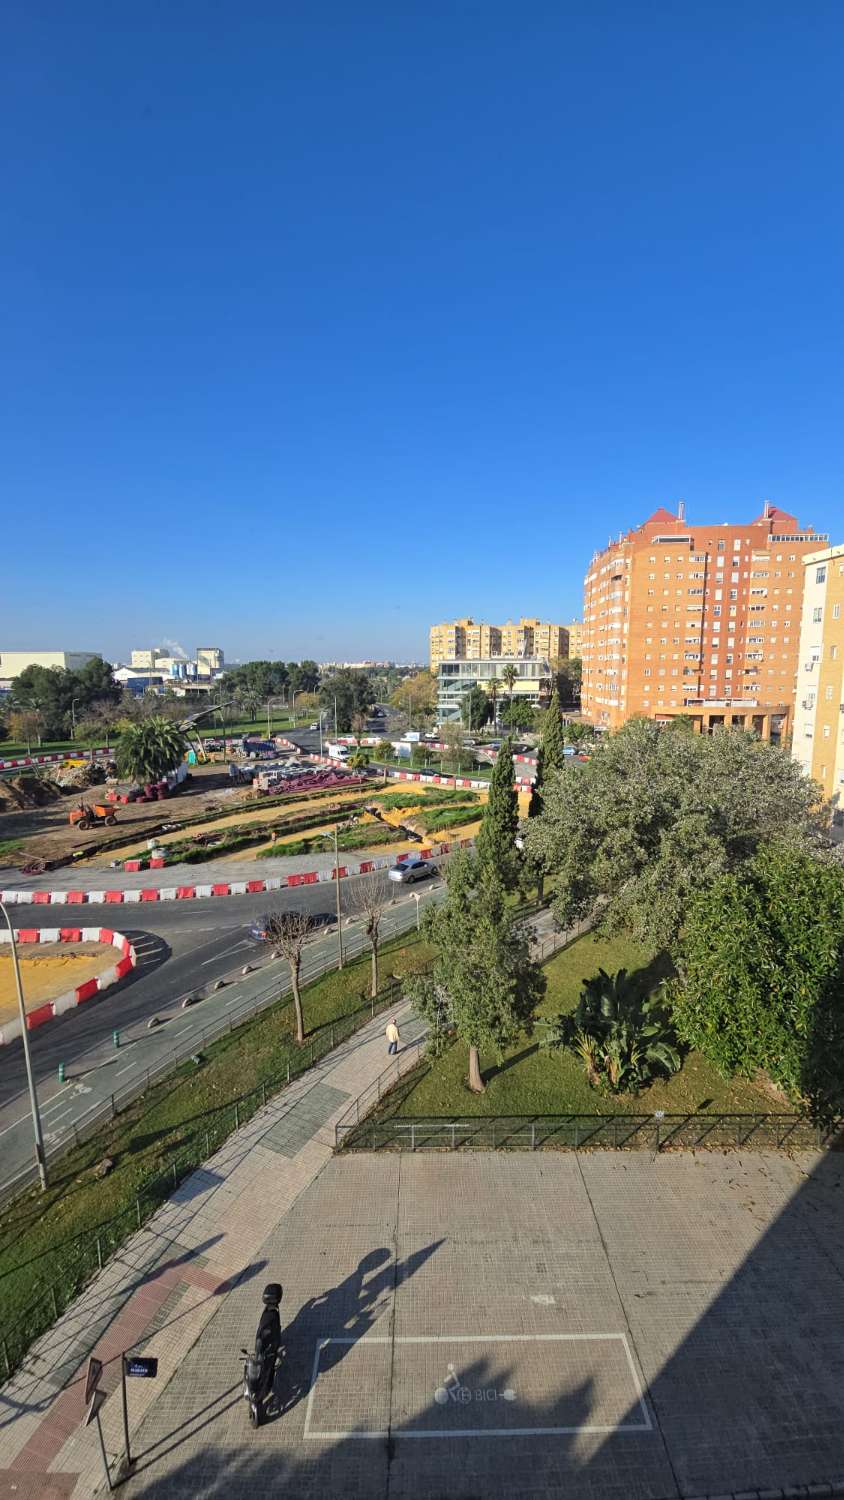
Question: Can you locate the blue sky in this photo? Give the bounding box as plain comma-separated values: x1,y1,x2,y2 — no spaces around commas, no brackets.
3,2,843,664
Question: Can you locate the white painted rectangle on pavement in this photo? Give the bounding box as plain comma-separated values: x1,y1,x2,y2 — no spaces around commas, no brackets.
303,1333,652,1440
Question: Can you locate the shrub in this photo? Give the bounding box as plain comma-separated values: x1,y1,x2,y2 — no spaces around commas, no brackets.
543,967,681,1095
672,847,844,1120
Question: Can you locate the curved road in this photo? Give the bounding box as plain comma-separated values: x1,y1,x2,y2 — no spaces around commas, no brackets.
0,870,444,1190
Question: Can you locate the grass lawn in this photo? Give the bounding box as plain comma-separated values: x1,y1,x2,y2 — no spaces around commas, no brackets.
1,739,78,757
382,930,774,1119
0,931,433,1372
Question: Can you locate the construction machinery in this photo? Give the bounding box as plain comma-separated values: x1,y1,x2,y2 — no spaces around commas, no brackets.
68,802,118,830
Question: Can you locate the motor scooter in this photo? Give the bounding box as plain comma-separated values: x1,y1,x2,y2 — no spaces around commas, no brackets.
241,1282,282,1426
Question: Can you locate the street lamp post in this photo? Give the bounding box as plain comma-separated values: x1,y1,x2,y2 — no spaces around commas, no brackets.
413,892,421,931
0,902,48,1190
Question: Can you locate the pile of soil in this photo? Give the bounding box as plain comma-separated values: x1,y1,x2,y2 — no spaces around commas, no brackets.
0,773,62,810
54,762,107,791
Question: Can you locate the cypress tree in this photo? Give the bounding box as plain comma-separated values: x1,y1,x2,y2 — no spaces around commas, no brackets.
528,741,544,818
476,737,520,888
542,687,566,774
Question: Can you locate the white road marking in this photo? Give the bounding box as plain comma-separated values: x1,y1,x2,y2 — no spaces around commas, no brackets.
200,940,250,966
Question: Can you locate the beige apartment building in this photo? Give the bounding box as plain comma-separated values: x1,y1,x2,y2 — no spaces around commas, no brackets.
564,620,582,658
429,617,568,670
792,543,844,833
581,503,827,734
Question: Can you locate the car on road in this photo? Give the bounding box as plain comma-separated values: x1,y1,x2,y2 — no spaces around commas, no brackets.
309,722,320,729
249,912,336,942
388,859,433,884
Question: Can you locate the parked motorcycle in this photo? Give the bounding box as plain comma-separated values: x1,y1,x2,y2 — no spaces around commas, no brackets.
241,1282,283,1427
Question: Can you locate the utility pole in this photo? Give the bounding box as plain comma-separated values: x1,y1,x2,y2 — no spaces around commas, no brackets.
333,826,344,969
0,902,47,1189
266,698,271,739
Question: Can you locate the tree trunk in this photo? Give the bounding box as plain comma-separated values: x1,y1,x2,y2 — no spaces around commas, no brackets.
536,871,545,901
468,1044,485,1093
291,960,305,1043
370,942,378,1000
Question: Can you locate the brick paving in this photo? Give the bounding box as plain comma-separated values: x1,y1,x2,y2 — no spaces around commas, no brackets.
2,1012,844,1500
0,1001,426,1499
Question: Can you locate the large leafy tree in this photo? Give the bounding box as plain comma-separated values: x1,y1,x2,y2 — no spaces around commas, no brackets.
523,717,828,953
462,684,490,730
319,671,373,732
476,738,520,888
408,853,545,1092
116,718,186,784
673,847,844,1120
389,671,437,721
223,661,289,700
287,660,320,694
9,657,118,738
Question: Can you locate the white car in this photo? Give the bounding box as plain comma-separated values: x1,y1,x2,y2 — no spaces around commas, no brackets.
388,859,433,884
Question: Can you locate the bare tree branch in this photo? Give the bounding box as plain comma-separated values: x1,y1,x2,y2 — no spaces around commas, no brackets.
347,872,391,998
257,909,316,1042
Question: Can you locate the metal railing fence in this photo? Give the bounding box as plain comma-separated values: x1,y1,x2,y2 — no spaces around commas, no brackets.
337,1111,838,1155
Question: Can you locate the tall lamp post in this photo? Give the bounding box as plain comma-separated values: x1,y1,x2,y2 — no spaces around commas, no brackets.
0,902,48,1190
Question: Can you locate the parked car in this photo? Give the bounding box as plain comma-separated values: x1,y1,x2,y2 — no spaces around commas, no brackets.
388,859,433,884
309,722,320,729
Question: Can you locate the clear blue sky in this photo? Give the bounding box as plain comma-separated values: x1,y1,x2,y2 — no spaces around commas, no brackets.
3,2,843,664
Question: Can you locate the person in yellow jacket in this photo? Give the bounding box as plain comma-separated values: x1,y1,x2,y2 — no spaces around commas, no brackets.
385,1018,401,1056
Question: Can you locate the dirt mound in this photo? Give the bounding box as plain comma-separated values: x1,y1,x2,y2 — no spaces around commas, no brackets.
54,762,107,791
0,772,62,809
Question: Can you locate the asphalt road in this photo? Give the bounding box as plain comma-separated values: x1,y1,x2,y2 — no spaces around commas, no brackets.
0,869,444,1189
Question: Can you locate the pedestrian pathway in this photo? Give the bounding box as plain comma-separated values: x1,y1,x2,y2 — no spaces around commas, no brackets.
0,1001,427,1498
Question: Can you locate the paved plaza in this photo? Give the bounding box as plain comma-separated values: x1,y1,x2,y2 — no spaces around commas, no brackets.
113,1150,844,1498
2,995,843,1500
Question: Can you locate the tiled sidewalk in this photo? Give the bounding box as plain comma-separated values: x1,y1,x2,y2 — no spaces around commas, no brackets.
0,1001,426,1498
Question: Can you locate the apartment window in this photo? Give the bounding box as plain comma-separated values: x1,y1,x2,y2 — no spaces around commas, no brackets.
834,604,841,620
717,540,725,551
643,668,651,677
729,590,738,600
733,539,741,550
813,607,823,623
832,644,839,661
824,725,831,738
826,685,834,701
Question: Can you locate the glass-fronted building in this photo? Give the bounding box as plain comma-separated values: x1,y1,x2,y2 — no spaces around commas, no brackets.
436,656,551,723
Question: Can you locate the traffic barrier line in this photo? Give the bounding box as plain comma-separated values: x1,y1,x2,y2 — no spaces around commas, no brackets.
0,926,138,1044
0,839,474,909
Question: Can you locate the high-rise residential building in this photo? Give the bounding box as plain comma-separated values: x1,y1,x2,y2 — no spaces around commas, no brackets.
429,617,567,670
564,621,582,658
792,543,844,834
581,504,827,734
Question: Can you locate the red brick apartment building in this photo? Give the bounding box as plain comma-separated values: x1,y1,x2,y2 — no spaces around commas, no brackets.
581,504,827,735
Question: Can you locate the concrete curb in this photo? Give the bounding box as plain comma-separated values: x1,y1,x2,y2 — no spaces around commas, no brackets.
0,926,138,1043
0,838,474,907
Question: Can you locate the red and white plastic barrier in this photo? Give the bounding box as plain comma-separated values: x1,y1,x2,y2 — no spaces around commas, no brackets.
0,926,137,1044
0,840,475,910
0,747,112,773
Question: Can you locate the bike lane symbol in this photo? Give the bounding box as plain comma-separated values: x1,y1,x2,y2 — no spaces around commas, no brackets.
434,1363,516,1407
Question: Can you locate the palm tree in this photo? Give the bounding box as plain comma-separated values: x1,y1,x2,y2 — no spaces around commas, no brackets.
486,674,501,728
501,663,518,697
116,718,186,785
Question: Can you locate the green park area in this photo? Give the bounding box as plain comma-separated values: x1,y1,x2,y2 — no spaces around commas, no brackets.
374,929,772,1119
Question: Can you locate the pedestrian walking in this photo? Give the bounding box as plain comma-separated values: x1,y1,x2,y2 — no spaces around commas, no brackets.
385,1018,400,1055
